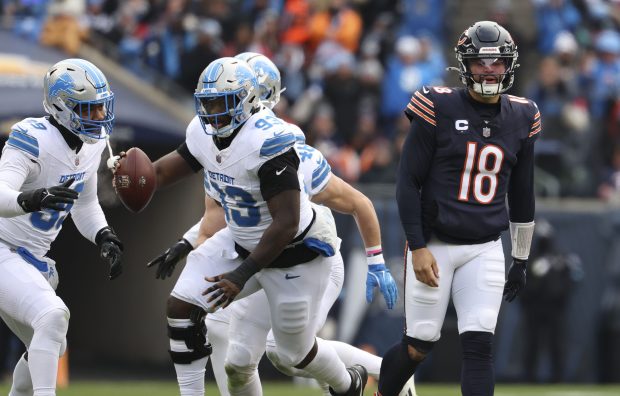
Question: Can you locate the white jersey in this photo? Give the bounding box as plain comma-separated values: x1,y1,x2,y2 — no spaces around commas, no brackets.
185,123,331,248
185,109,314,251
0,117,108,259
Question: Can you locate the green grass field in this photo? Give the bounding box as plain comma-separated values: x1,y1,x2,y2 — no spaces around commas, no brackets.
1,381,620,395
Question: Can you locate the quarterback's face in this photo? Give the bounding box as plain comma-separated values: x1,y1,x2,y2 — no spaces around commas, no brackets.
468,58,507,84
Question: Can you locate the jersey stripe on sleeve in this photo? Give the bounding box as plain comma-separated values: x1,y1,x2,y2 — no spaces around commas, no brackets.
529,110,541,137
7,130,39,158
405,89,436,127
260,132,296,157
311,157,331,190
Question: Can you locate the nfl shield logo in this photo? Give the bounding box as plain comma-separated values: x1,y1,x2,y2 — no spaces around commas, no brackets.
216,154,222,163
75,157,80,166
482,127,491,138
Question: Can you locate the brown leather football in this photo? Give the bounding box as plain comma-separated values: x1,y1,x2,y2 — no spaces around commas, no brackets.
113,147,156,213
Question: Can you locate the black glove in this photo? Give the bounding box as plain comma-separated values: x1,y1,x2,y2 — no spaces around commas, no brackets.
147,239,193,280
96,226,123,280
503,258,527,302
17,178,78,212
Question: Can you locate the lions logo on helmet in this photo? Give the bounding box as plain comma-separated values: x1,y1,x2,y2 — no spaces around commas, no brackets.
43,58,115,144
235,52,283,110
451,20,519,96
195,57,259,137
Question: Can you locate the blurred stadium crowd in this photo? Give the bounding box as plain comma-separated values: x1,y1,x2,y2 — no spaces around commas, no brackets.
4,0,620,199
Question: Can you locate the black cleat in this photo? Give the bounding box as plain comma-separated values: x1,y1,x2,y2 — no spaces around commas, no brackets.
329,364,368,396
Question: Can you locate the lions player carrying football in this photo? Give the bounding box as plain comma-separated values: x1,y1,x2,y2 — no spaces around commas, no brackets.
148,53,414,396
146,57,367,396
376,21,540,396
0,59,123,396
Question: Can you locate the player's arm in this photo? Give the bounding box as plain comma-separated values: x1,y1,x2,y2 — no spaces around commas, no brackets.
153,142,202,190
504,122,539,302
312,175,398,308
147,195,226,279
312,174,380,247
196,196,226,245
396,113,439,287
204,149,301,307
72,172,123,280
0,148,35,217
0,145,76,216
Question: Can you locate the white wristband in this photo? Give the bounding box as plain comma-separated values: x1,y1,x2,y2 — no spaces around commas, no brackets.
366,254,385,266
510,221,535,260
182,221,201,248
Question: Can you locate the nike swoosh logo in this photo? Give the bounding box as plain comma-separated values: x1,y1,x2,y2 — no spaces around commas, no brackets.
276,166,287,175
285,273,300,280
422,86,430,94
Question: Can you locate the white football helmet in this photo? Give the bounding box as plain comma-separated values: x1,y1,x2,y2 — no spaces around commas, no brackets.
235,52,283,110
195,57,259,137
43,58,114,144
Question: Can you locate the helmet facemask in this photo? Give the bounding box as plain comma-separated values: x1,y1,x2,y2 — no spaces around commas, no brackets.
459,55,516,96
195,58,259,137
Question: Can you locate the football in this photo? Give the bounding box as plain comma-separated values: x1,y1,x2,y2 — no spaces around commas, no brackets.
113,147,156,213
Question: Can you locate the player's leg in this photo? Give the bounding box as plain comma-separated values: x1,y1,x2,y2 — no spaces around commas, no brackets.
260,255,367,396
451,239,504,396
222,291,271,396
204,310,231,396
9,352,32,396
167,229,244,396
377,243,455,396
0,247,69,396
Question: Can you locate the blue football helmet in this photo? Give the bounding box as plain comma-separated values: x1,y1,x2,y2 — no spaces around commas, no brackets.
43,58,114,144
235,52,283,110
195,57,260,137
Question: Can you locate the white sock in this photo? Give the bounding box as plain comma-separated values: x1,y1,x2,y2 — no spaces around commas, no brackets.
204,318,230,396
326,339,382,378
29,309,69,396
9,354,33,396
168,318,209,396
298,338,351,394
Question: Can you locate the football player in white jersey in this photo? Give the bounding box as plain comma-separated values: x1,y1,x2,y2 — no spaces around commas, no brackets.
148,53,416,396
142,57,367,396
0,58,123,396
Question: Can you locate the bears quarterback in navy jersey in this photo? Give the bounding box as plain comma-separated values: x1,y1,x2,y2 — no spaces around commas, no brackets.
377,21,539,396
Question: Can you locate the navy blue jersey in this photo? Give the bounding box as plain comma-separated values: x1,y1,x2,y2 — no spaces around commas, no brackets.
397,86,540,249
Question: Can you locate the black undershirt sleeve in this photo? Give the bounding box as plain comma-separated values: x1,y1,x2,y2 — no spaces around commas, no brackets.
176,142,203,172
258,148,300,201
508,138,536,223
396,117,437,250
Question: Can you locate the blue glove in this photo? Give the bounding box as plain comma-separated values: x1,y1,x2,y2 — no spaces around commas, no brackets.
366,264,398,309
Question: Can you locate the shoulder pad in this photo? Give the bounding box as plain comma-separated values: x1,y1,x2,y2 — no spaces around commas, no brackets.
405,86,437,127
7,124,39,158
260,131,296,158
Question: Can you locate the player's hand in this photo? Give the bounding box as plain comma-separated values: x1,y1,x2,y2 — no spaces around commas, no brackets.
109,151,127,174
366,264,398,309
147,239,193,279
503,258,527,302
96,226,123,280
412,247,439,287
203,272,241,310
17,178,78,212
